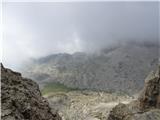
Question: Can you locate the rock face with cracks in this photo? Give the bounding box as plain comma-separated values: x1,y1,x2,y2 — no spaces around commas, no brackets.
1,63,62,120
107,66,160,120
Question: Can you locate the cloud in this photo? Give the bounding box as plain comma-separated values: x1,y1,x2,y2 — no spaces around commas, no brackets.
2,2,159,69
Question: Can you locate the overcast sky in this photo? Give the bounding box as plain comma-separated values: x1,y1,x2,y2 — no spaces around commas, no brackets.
2,2,159,70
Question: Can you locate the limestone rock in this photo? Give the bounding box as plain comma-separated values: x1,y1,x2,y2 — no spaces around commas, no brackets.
139,67,160,109
107,66,160,120
131,109,160,120
1,63,62,120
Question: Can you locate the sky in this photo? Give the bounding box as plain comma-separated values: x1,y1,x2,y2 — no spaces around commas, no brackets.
2,1,159,70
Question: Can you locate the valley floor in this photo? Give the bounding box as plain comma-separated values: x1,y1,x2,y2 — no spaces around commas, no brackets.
43,90,134,120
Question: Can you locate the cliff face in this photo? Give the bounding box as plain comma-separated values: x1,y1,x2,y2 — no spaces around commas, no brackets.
1,63,62,120
107,66,160,120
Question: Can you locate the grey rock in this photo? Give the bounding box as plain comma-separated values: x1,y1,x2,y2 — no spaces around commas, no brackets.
107,66,160,120
1,63,62,120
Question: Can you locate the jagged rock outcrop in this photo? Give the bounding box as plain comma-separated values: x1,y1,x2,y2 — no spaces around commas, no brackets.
1,63,62,120
107,66,160,120
139,66,160,109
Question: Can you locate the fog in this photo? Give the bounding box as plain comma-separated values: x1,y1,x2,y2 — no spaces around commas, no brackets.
2,2,159,70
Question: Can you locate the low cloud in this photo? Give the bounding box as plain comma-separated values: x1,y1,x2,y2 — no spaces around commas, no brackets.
2,2,159,69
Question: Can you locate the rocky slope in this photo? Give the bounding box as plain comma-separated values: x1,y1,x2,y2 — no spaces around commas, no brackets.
107,66,160,120
44,90,133,120
1,63,62,120
42,65,160,120
23,41,158,94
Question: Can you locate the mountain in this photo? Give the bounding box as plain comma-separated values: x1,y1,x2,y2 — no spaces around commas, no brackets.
1,63,62,120
107,66,160,120
33,65,159,120
23,41,159,94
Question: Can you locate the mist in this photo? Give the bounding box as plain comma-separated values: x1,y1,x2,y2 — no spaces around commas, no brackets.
2,2,159,70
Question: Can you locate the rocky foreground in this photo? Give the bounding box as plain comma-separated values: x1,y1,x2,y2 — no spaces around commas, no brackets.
1,62,159,120
1,63,61,120
107,66,160,120
44,90,133,120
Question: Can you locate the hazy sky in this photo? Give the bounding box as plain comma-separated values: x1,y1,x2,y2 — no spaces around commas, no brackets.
2,2,159,69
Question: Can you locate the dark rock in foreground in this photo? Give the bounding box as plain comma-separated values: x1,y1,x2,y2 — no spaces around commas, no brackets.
107,66,160,120
1,63,61,120
139,66,160,109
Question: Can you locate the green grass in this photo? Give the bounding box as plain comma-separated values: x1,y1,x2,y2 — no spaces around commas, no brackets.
41,82,129,96
41,82,77,95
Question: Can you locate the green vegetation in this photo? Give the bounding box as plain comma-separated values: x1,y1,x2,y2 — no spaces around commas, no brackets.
41,82,130,97
41,82,77,95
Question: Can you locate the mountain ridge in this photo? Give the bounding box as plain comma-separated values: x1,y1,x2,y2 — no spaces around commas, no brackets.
23,41,159,94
